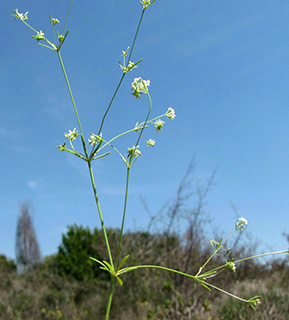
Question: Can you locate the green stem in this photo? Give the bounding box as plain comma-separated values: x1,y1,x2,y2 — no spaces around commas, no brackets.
20,19,39,34
115,167,131,267
196,230,236,276
91,126,145,160
62,0,73,35
87,161,114,267
127,10,145,63
57,51,88,158
97,73,125,136
234,249,288,264
96,9,146,137
105,278,115,320
200,249,289,277
57,50,114,267
135,89,152,148
118,264,197,280
203,281,248,303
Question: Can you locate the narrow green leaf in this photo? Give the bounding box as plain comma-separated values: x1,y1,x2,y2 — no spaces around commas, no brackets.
102,260,114,272
94,152,111,160
90,257,106,268
38,43,55,50
116,276,123,286
100,266,110,271
198,281,211,291
117,266,139,275
117,255,130,272
197,270,217,278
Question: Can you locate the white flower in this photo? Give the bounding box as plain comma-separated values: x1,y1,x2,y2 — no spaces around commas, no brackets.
166,107,176,120
64,128,79,141
154,119,165,132
127,145,142,158
13,9,28,21
131,77,150,98
122,47,130,57
226,260,236,272
235,217,248,231
146,139,155,147
32,30,45,41
119,60,138,73
88,133,103,146
51,18,60,26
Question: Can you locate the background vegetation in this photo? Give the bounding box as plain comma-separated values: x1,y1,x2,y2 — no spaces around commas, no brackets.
1,165,288,319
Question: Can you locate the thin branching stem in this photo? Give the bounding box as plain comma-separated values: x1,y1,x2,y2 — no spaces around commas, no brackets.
96,9,146,137
135,89,152,147
57,51,88,158
127,10,145,63
97,73,125,136
87,161,114,267
115,168,131,268
105,278,115,320
62,0,73,35
57,50,114,267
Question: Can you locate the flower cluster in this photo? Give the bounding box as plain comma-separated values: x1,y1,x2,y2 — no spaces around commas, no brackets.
235,217,248,231
248,296,261,309
32,30,45,41
226,260,236,272
120,61,138,73
154,119,165,132
51,18,60,26
140,0,156,9
210,239,221,250
64,128,79,141
88,133,103,146
146,139,155,147
166,107,176,120
12,9,28,21
131,77,150,98
127,145,142,159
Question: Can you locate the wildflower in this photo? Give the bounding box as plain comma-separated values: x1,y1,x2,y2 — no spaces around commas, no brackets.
131,77,150,98
225,248,232,256
128,61,138,71
226,260,236,272
235,217,248,231
146,139,155,147
58,34,65,42
57,142,66,151
210,239,220,249
127,145,142,159
166,107,176,120
13,9,28,21
248,296,261,309
154,119,165,132
64,128,79,141
122,47,130,57
32,30,45,41
88,133,103,146
120,61,138,73
51,18,60,26
140,0,156,9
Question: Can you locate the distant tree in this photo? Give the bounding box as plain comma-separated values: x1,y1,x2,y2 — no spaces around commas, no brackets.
15,204,41,272
56,224,105,281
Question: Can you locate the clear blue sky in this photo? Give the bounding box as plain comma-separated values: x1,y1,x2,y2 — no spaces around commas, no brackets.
1,0,289,260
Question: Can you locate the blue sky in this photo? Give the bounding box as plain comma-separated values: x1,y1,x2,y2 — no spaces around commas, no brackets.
1,0,289,260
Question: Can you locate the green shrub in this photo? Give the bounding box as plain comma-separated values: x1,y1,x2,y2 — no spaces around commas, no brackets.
56,225,104,281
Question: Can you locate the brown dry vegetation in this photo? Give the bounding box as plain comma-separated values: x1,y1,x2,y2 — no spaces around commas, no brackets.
0,236,288,320
1,163,288,319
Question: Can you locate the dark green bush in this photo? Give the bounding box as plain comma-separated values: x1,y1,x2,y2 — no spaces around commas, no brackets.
56,224,104,281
